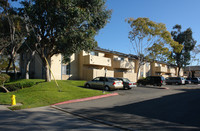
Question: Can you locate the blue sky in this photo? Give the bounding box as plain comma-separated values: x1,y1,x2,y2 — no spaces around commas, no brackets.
95,0,200,65
10,0,200,65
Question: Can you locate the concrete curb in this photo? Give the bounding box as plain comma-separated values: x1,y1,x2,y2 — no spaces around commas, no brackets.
52,93,119,106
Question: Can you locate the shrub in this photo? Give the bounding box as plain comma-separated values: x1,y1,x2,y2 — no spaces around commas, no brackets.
0,74,10,85
5,81,36,91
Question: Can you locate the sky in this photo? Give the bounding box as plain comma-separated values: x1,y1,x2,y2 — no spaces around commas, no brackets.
10,0,200,65
95,0,200,65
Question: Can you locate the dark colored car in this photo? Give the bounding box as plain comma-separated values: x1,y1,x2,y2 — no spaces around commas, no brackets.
137,76,165,86
116,78,137,90
165,77,185,85
187,77,200,84
185,78,191,84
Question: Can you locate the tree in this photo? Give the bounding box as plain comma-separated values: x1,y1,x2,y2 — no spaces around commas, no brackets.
190,44,200,65
21,0,111,82
127,17,182,80
171,24,196,76
0,0,26,79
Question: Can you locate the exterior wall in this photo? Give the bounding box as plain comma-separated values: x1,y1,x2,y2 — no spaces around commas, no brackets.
51,54,62,80
20,48,183,82
34,54,43,79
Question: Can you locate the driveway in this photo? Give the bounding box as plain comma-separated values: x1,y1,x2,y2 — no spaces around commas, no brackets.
55,84,200,130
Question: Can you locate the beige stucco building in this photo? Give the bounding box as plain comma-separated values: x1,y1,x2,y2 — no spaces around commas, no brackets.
20,47,183,82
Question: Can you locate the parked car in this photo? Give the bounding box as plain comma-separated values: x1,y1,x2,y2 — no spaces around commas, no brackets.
84,77,123,91
187,77,200,84
116,78,137,89
137,76,165,86
165,77,185,85
185,78,191,84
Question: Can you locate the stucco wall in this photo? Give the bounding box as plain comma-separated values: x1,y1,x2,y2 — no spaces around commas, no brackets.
51,54,62,80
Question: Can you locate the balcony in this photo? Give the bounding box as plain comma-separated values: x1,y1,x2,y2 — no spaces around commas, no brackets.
114,72,136,82
83,68,114,80
84,55,111,67
113,60,133,69
155,66,168,73
167,68,176,74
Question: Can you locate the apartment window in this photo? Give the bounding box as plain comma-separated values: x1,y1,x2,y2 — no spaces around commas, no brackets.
62,64,70,75
119,57,124,61
90,51,98,56
140,72,143,77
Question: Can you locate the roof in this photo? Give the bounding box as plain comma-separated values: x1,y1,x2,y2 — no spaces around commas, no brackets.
184,66,200,71
94,47,138,59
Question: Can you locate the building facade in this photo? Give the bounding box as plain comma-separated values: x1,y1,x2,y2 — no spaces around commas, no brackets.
184,66,200,78
20,47,184,82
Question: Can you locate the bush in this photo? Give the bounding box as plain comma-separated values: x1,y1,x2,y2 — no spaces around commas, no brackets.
5,81,36,91
0,79,44,92
0,74,10,85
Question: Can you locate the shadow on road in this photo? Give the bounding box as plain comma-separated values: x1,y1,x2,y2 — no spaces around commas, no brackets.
68,88,200,130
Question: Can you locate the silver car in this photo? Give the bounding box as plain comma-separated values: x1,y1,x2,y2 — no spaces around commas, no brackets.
116,78,137,89
84,77,123,91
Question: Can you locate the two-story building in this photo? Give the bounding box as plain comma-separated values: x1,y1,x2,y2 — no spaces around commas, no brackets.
20,47,183,82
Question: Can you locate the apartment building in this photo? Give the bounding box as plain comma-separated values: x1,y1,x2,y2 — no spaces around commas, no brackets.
138,61,183,78
184,66,200,77
20,47,138,82
20,47,183,82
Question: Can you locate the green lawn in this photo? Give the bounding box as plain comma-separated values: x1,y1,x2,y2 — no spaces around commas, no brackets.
0,80,106,110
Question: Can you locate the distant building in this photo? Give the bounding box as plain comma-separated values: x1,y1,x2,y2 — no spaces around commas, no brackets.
184,66,200,78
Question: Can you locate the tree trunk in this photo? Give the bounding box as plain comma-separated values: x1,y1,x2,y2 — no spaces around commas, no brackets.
136,64,141,81
42,56,51,82
6,58,12,73
45,61,51,82
177,67,181,77
12,57,17,79
0,85,9,93
25,51,36,79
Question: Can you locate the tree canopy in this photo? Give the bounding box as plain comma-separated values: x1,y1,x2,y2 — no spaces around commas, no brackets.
127,17,182,79
171,24,196,76
20,0,111,81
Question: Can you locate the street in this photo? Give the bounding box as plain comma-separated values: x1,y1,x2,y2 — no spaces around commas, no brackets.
0,84,200,130
56,84,200,130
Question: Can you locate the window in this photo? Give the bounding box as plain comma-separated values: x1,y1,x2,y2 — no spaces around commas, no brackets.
62,64,70,75
119,57,124,61
90,51,98,56
140,72,143,77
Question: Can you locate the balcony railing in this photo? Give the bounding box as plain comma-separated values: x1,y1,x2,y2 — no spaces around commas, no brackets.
113,60,133,69
155,66,168,73
167,68,176,74
84,55,111,67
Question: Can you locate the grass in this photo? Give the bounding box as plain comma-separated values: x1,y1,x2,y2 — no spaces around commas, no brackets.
0,80,107,110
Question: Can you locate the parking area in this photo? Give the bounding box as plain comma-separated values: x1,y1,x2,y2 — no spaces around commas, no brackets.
56,84,200,130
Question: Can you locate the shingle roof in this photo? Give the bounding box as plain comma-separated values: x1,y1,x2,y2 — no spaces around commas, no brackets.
184,66,200,71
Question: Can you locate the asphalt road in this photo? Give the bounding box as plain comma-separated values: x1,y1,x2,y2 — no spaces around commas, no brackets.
56,84,200,131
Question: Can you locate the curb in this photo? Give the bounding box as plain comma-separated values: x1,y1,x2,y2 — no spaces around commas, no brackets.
52,93,119,105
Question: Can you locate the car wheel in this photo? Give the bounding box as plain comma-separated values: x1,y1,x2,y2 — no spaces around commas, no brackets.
104,86,110,91
85,84,90,88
